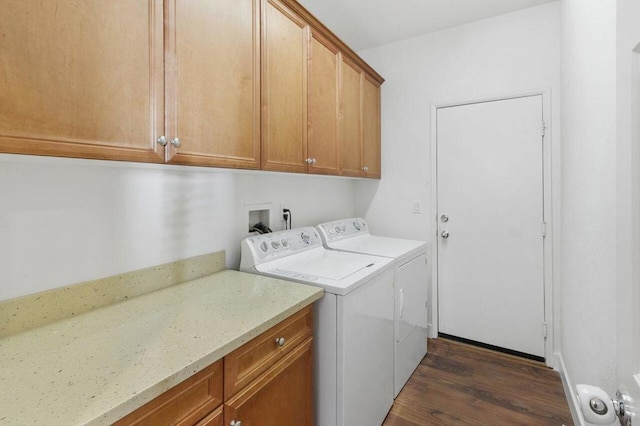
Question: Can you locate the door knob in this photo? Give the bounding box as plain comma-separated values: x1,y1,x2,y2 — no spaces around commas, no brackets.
441,230,449,239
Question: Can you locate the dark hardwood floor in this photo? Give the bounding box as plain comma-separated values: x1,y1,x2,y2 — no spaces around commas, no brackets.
383,338,573,425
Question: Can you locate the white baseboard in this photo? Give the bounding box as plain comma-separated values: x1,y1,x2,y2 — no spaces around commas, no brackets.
557,352,586,426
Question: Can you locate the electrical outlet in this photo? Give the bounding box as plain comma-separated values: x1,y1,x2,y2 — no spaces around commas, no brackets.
280,204,289,222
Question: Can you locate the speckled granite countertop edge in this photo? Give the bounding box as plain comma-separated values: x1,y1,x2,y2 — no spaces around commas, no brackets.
0,269,323,425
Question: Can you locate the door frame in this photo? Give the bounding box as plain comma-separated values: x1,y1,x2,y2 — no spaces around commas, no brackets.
430,89,556,367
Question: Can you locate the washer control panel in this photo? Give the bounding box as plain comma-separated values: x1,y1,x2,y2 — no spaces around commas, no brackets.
317,218,369,242
243,227,322,262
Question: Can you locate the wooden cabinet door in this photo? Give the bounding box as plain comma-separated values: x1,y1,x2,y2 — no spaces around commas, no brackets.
362,75,381,178
166,0,260,169
307,31,340,176
0,0,165,162
339,57,363,177
261,0,309,173
225,338,313,426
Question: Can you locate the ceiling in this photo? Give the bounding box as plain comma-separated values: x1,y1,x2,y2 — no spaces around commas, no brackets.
296,0,557,51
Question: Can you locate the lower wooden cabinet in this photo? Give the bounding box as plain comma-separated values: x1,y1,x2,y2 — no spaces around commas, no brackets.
225,338,313,426
114,360,224,426
116,306,313,426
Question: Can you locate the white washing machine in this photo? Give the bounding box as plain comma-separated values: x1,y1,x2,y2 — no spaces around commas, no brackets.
240,227,395,426
316,218,428,397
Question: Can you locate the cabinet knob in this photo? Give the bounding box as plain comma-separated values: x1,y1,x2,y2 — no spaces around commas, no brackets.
156,135,168,146
171,137,181,148
304,158,312,164
362,166,369,172
275,337,286,347
230,421,242,426
311,158,317,165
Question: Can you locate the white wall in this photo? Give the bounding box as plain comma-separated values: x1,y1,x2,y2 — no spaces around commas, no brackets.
353,2,561,345
560,0,617,394
353,2,560,240
0,154,355,302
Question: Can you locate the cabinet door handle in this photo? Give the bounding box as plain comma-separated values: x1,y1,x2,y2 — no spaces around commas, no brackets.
362,166,369,172
156,135,168,146
230,421,242,426
275,337,286,347
171,137,181,148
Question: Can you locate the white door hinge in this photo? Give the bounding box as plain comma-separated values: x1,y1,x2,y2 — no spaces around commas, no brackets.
541,121,546,137
542,322,548,338
541,221,547,238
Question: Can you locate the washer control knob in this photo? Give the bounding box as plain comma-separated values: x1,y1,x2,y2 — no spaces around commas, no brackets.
271,240,280,250
301,232,311,244
335,226,341,233
260,241,269,252
281,239,289,248
353,221,360,231
340,225,346,232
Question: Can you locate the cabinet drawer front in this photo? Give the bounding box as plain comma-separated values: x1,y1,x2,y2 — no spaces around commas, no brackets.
195,405,223,426
114,359,223,426
224,305,313,398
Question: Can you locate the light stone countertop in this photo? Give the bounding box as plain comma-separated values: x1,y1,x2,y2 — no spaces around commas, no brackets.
0,270,323,425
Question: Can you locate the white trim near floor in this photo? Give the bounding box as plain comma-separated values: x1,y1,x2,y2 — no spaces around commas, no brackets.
557,352,586,426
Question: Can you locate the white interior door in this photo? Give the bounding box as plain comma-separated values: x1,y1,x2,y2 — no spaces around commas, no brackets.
436,95,545,358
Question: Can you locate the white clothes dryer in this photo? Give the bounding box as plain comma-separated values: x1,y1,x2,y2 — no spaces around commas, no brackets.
316,218,429,397
240,227,395,426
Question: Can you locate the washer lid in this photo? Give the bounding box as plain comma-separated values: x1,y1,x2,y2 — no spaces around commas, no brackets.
328,234,427,260
254,247,393,295
281,251,375,280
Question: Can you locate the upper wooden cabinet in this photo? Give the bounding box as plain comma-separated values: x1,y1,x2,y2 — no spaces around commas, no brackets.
0,0,165,162
339,57,364,177
166,0,261,169
0,0,259,169
261,0,309,173
0,0,382,177
362,75,382,178
338,58,382,178
307,31,340,175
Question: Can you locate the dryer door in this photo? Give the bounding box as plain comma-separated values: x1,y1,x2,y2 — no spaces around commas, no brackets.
395,253,429,397
397,253,428,342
